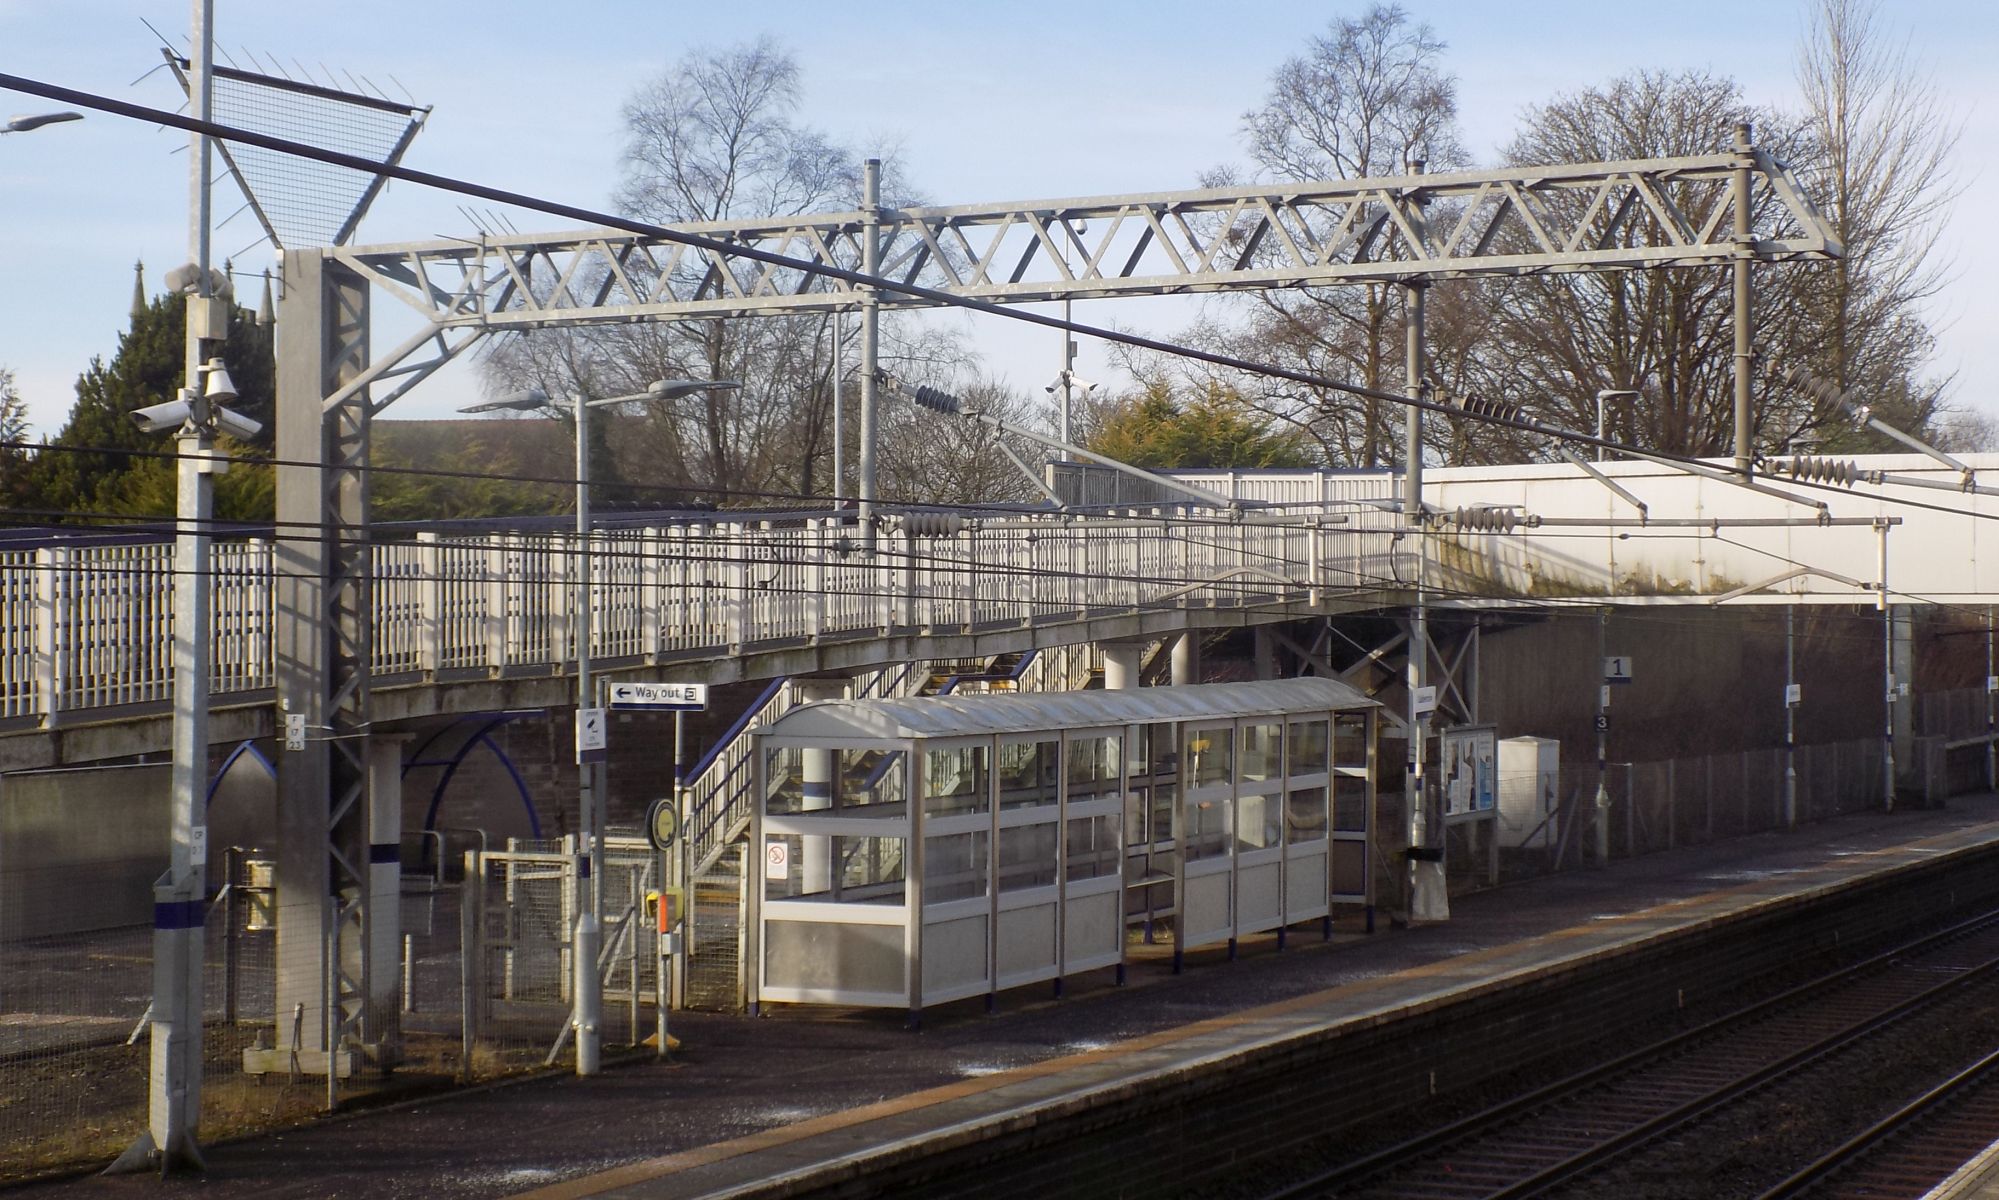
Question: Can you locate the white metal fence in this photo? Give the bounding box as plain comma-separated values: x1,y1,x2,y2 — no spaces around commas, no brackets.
1,514,1384,730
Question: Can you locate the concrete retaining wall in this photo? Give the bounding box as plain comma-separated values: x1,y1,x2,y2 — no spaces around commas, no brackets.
0,764,168,940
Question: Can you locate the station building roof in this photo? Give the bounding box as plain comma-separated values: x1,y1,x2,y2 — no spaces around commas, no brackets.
758,677,1376,742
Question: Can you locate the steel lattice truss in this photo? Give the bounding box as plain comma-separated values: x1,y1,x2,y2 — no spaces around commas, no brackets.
332,151,1838,344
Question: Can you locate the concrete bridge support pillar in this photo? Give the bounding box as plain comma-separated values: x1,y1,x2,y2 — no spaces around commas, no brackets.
1170,634,1199,686
794,678,848,892
1103,643,1143,691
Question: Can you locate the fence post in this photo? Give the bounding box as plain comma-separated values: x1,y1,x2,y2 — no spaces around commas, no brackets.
642,527,663,664
31,545,64,723
460,849,481,1081
807,520,826,640
484,534,507,675
418,532,443,676
549,535,571,676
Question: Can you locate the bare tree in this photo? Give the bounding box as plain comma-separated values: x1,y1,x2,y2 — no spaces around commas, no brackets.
1473,71,1820,457
1787,0,1959,449
1179,4,1469,468
876,373,1050,506
483,40,940,509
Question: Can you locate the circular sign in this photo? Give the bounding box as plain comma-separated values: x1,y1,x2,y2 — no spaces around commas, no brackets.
645,796,680,851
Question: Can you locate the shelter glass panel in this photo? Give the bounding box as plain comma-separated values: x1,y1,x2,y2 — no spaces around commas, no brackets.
999,823,1059,892
839,747,907,814
1333,774,1369,832
1334,713,1368,768
998,738,1060,810
1065,814,1118,880
1066,734,1122,805
1241,722,1282,783
1289,720,1330,774
924,831,989,903
1237,792,1283,851
1189,726,1233,789
925,744,989,818
1185,793,1230,861
765,746,908,816
1287,786,1329,842
763,834,905,902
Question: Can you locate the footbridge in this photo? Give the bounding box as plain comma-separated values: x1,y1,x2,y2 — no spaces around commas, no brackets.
7,451,1993,772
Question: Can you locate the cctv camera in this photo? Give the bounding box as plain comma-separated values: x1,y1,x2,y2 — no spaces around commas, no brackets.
213,407,263,441
128,398,262,440
130,399,193,434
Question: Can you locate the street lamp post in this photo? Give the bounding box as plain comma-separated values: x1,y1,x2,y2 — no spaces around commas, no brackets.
461,376,738,1076
1595,389,1640,462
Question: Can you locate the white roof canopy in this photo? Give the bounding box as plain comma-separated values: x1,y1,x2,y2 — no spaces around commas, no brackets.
758,677,1377,742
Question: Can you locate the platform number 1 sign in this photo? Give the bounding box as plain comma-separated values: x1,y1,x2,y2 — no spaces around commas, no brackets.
765,841,790,881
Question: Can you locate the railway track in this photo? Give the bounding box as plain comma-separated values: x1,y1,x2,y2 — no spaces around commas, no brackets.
1753,1045,1999,1200
1256,909,1999,1200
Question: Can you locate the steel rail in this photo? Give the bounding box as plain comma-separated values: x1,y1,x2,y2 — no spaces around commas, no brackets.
1260,908,1999,1200
1751,1045,1999,1200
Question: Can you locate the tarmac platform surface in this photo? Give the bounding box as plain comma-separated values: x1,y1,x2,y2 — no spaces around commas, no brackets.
21,795,1999,1200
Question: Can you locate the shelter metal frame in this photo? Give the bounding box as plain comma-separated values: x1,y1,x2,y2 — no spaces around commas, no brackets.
748,680,1378,1018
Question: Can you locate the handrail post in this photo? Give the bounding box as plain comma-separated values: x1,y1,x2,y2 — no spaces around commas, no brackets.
418,532,442,676
32,545,64,724
642,527,663,664
484,534,506,675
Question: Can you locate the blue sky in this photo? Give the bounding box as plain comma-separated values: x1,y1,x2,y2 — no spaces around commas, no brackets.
3,0,1994,437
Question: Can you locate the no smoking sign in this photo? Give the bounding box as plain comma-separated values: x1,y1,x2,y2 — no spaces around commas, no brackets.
765,841,790,880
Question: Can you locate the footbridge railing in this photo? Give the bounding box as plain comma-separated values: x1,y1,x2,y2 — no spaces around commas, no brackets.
3,511,1377,732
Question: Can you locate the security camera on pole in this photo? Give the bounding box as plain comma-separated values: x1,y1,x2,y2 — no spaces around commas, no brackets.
108,0,262,1175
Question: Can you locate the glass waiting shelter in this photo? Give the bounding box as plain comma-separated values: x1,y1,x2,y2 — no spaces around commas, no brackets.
750,677,1378,1017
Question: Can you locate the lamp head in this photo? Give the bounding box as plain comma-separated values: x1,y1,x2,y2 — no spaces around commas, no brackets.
3,111,82,133
460,389,553,415
645,378,743,400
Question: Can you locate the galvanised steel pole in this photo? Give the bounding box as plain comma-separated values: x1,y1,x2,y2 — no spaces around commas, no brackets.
572,393,602,1076
1595,608,1611,866
114,0,214,1173
832,307,844,502
1732,122,1755,478
1879,522,1894,811
858,158,881,544
1785,603,1797,829
1402,160,1426,523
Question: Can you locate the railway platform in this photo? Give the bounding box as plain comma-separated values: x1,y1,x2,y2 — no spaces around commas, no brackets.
24,794,1999,1200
